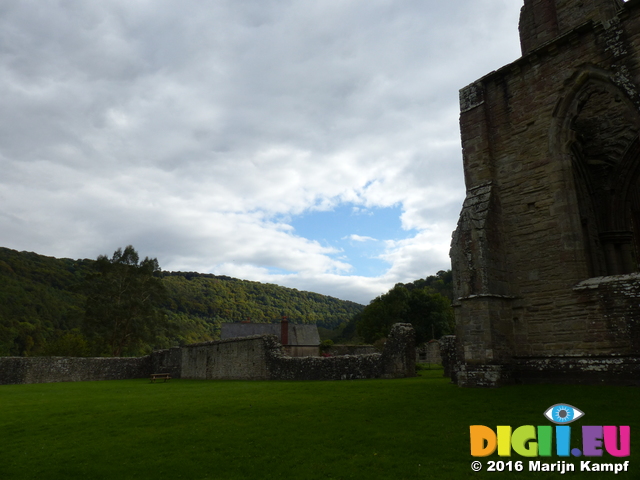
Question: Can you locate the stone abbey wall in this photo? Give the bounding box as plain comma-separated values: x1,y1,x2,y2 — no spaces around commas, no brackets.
267,323,416,381
0,324,416,385
179,336,271,380
416,340,442,364
0,356,151,385
450,0,640,386
325,345,376,356
176,323,415,381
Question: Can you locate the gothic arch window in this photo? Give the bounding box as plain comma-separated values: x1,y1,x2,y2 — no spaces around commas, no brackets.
568,80,640,276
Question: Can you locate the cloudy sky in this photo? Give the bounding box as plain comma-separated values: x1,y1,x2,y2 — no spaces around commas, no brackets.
1,0,523,305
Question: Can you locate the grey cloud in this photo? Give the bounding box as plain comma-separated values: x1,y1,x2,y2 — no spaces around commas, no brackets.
0,0,523,302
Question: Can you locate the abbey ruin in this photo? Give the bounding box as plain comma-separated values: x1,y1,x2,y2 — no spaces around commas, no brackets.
0,323,416,385
450,0,640,386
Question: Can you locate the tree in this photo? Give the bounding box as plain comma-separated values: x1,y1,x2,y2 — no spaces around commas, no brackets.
82,246,169,356
405,288,454,344
40,329,90,357
356,284,410,343
356,283,454,345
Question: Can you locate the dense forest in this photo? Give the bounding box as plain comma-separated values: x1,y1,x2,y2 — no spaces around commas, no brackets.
0,247,364,356
322,270,455,346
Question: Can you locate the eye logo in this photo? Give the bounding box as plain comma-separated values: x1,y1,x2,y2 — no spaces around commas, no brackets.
544,404,584,424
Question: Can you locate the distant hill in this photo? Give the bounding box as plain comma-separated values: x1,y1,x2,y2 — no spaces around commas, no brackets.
0,247,364,356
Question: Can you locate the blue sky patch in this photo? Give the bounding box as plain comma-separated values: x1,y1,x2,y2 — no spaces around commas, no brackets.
289,204,415,277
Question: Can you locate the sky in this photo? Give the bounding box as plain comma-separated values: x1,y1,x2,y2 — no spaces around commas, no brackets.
0,0,524,305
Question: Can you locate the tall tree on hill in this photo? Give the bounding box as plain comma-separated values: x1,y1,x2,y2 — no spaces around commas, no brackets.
82,246,169,356
356,282,454,345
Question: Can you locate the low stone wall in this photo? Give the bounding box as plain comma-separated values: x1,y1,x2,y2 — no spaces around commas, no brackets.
438,336,458,382
176,323,416,381
325,345,376,356
513,356,640,386
439,334,640,387
150,347,183,379
266,324,415,380
267,344,384,380
416,340,442,364
282,345,319,357
0,356,151,385
455,364,512,388
573,274,640,355
0,323,416,385
180,336,270,380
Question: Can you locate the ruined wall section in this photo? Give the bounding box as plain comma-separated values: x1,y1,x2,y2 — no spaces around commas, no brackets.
519,0,625,55
180,336,271,380
326,345,376,356
514,356,640,385
508,3,640,359
573,274,640,353
266,342,385,381
0,324,416,385
519,0,560,55
0,356,151,385
174,323,415,381
452,79,516,368
554,0,624,37
265,323,416,381
452,0,640,386
438,335,458,381
176,323,415,382
416,340,442,364
150,347,183,379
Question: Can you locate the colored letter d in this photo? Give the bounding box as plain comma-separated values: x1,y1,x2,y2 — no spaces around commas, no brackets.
470,425,497,457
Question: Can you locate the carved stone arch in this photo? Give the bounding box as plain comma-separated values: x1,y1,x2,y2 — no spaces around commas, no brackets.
552,66,640,276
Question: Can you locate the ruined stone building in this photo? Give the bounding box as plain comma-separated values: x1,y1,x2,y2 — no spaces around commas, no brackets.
0,323,416,385
450,0,640,386
220,319,320,345
220,319,321,357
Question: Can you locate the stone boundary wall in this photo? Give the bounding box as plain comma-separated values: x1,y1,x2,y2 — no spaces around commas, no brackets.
266,323,416,380
572,274,640,355
438,335,640,387
416,340,442,364
438,336,458,382
150,347,183,379
0,356,151,385
180,335,270,380
282,345,319,357
325,345,376,356
176,323,416,381
513,356,640,386
0,323,416,385
267,346,384,381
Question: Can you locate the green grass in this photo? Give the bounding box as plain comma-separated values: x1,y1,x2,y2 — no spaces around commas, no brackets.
0,370,637,479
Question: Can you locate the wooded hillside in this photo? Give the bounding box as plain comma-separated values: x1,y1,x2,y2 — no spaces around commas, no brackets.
0,247,363,356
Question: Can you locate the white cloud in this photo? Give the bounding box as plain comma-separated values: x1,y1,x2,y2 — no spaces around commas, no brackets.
0,0,523,304
344,234,377,243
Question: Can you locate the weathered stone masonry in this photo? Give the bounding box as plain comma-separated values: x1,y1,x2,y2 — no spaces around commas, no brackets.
176,322,415,381
450,0,640,386
0,323,416,385
0,356,151,385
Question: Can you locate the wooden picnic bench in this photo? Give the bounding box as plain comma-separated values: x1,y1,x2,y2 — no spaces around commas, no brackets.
151,373,171,383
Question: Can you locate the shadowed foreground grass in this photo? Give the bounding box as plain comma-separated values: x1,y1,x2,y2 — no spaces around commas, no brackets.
0,369,637,479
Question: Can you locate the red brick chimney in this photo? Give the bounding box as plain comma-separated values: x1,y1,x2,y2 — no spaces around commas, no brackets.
280,317,289,345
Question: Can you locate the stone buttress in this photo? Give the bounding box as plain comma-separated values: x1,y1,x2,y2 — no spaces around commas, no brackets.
451,0,640,386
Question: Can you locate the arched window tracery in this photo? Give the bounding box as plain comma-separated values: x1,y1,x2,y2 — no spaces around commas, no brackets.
569,82,640,275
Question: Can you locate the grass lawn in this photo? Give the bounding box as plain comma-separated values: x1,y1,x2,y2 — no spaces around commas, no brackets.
0,368,637,479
